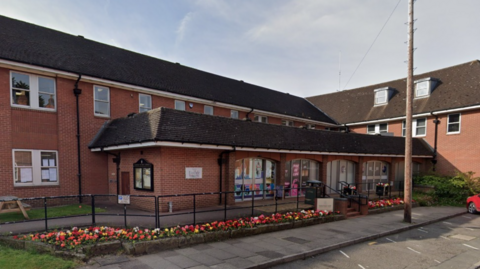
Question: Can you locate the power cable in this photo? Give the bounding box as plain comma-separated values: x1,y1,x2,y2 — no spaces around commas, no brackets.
342,0,403,90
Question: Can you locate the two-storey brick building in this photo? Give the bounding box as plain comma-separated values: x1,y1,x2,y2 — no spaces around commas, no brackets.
0,15,437,210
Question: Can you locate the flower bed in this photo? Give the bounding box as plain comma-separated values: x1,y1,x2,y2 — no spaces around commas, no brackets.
4,210,341,259
368,198,405,209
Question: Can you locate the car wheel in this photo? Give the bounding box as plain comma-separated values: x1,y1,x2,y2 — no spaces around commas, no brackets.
468,202,477,214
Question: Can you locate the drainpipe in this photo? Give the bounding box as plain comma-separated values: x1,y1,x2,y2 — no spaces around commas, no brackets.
245,108,254,121
430,112,439,171
343,124,350,133
218,148,235,204
73,75,82,203
105,151,121,195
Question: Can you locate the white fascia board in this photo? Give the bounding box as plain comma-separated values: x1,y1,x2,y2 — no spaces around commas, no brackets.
252,109,339,127
1,59,337,127
346,105,480,126
90,141,432,158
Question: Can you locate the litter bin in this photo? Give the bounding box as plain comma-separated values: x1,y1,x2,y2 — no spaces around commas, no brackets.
305,180,323,205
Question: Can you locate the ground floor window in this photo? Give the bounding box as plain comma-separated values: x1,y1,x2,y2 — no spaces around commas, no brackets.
13,149,58,186
394,162,421,182
326,160,355,193
284,159,320,197
234,158,275,201
362,161,389,190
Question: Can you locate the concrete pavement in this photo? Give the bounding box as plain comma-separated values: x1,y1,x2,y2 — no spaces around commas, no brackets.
77,206,466,269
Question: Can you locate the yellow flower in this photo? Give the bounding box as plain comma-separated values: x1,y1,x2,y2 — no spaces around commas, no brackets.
153,236,157,239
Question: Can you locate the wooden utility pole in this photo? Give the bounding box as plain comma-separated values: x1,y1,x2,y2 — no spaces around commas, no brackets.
404,0,414,223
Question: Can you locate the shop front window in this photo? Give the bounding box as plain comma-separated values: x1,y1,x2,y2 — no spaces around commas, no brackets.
234,158,276,201
284,159,320,197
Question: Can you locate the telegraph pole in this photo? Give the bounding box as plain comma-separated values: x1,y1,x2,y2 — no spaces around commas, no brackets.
404,0,414,223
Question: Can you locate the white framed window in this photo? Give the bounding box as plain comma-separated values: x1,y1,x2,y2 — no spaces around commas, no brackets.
11,71,56,110
402,118,426,137
139,94,152,112
231,110,239,119
254,115,268,123
367,123,388,134
306,124,316,129
447,113,461,134
415,81,429,98
374,90,387,105
204,105,213,115
282,120,294,127
94,85,110,117
175,100,185,111
13,150,59,186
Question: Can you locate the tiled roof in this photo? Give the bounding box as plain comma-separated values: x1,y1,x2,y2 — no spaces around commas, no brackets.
0,15,336,124
307,60,480,124
89,107,433,157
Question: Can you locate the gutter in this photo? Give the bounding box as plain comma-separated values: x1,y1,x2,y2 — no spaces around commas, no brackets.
345,104,480,126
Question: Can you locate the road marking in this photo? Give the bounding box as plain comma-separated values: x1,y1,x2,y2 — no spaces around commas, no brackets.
462,216,472,219
412,213,421,216
407,247,422,254
443,221,453,225
386,238,397,243
358,264,366,269
418,229,428,233
434,260,441,264
463,244,479,250
340,250,350,258
441,236,450,240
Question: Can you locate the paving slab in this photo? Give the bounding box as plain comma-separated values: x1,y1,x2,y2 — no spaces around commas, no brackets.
73,206,466,269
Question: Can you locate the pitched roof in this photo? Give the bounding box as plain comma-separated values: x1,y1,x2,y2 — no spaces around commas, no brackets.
0,15,336,124
307,60,480,124
89,107,433,157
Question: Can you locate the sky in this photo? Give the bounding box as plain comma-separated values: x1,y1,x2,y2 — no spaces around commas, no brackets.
2,0,480,98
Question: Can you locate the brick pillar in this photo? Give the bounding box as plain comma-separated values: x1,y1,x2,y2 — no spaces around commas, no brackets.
277,154,286,187
321,155,329,185
357,157,364,193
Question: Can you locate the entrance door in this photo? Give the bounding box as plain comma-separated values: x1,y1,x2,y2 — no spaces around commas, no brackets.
121,172,130,195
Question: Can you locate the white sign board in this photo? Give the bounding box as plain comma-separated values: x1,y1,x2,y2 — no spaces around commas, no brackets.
315,198,334,212
185,167,202,179
118,195,130,205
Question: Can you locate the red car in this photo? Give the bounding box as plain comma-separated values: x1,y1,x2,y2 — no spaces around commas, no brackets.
467,194,480,214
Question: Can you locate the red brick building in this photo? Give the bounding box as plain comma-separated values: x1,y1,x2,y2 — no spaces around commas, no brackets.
0,16,437,210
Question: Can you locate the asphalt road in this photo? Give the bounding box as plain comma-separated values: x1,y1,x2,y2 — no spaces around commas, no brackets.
273,212,480,269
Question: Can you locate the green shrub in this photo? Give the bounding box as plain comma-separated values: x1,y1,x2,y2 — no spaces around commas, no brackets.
413,171,475,206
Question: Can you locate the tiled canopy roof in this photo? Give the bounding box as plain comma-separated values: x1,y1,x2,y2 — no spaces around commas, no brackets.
89,107,433,157
307,60,480,124
0,15,336,124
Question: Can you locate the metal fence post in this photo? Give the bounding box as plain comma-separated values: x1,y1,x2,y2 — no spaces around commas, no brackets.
124,204,127,228
44,197,48,232
193,194,196,225
251,190,255,217
224,192,227,222
91,195,96,226
296,187,299,211
155,196,159,229
158,197,161,229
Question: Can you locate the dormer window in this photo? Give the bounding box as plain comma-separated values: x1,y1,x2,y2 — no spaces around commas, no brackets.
414,77,437,99
373,87,392,106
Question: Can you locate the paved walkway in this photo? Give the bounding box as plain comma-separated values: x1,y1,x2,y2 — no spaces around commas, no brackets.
77,206,466,269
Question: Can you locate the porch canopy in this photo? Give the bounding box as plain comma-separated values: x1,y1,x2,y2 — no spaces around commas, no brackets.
89,107,433,158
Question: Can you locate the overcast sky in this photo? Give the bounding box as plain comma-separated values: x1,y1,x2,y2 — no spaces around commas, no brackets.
2,0,480,97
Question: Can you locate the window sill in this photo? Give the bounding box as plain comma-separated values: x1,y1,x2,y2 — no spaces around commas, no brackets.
94,114,110,119
446,132,461,135
14,184,60,188
11,105,56,113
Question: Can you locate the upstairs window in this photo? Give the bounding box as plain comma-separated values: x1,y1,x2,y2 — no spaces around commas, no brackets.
282,120,294,127
367,123,388,134
175,100,185,111
94,85,110,117
447,113,461,134
204,105,213,115
374,89,387,105
139,94,152,112
231,110,239,119
306,124,316,129
11,72,56,110
415,81,429,98
402,118,426,137
254,115,268,123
